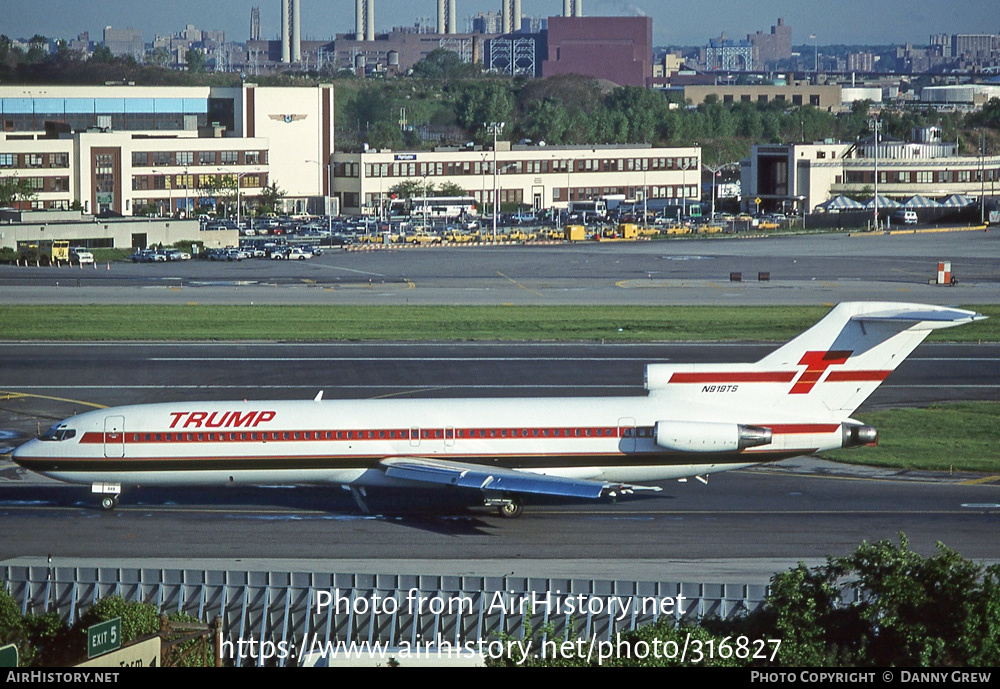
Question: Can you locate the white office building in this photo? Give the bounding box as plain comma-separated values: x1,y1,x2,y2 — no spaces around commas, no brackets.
0,84,334,217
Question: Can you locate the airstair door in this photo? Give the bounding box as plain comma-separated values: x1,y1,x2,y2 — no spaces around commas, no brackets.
104,415,125,458
618,417,636,453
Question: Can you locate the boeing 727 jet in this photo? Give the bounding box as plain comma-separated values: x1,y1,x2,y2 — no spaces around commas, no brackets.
11,302,983,517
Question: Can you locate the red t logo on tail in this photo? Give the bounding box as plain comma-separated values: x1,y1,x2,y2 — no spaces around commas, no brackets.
789,350,852,394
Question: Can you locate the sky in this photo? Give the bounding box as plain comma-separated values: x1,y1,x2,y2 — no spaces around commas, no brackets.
2,0,998,48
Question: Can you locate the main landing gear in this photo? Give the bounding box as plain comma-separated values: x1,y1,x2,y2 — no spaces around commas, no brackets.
485,495,524,519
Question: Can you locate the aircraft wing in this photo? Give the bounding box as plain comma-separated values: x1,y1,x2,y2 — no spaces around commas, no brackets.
379,457,660,499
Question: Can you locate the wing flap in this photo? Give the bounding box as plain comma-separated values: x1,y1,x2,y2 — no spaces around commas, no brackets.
379,457,659,499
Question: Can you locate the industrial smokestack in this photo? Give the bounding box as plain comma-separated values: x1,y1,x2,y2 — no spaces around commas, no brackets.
448,0,456,34
355,0,374,41
502,0,521,33
291,0,301,62
281,0,290,62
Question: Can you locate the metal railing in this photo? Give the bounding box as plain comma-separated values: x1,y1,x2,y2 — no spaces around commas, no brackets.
3,564,769,666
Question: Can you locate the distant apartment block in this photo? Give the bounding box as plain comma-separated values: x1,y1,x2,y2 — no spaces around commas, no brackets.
102,26,143,60
748,18,792,66
846,52,876,73
470,11,503,35
704,36,753,71
952,34,999,60
684,83,842,111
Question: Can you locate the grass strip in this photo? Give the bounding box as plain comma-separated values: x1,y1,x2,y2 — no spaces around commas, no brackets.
1,304,997,342
822,402,1000,473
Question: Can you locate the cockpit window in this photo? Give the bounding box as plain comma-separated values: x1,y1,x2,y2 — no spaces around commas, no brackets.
39,424,76,441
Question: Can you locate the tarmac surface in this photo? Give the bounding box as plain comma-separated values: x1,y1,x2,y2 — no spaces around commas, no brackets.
2,229,998,584
1,229,998,305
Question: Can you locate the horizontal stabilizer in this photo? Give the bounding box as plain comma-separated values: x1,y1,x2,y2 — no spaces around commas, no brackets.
380,457,658,499
851,306,985,328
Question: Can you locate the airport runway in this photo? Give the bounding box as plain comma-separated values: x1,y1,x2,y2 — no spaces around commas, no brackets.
1,230,998,305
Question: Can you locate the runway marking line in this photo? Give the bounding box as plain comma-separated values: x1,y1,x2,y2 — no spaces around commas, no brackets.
0,391,107,409
495,271,544,297
959,475,1000,486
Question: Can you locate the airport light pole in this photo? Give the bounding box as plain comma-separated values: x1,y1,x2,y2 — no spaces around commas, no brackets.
151,169,172,217
486,121,505,240
306,159,332,234
869,118,882,230
980,131,987,225
222,170,254,230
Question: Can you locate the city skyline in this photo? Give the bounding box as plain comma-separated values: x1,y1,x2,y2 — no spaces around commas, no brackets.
3,0,998,48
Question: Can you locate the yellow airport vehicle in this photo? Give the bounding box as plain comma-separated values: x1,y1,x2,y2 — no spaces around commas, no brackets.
405,232,443,245
17,239,70,264
662,225,691,235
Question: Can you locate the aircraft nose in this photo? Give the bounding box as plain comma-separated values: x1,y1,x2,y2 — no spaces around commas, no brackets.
10,438,39,464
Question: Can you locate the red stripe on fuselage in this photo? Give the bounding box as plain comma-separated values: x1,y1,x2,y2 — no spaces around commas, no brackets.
824,370,891,382
667,372,796,384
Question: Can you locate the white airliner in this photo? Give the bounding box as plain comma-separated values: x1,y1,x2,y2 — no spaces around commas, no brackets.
11,302,984,517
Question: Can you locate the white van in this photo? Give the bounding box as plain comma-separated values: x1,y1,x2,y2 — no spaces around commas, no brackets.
892,210,917,225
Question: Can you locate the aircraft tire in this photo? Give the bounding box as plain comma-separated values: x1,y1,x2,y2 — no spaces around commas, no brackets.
496,498,523,519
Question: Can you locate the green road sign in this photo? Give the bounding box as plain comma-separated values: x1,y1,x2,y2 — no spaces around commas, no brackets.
87,617,122,659
0,643,18,667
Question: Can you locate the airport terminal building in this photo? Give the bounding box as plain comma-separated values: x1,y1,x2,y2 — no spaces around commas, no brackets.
742,127,1000,215
331,143,702,216
0,84,334,217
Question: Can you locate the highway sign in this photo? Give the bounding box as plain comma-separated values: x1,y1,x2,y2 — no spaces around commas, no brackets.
87,618,122,659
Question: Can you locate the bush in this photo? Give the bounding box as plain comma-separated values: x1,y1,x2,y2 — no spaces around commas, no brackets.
759,534,1000,666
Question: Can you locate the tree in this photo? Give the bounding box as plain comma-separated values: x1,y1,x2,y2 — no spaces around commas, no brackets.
409,48,480,80
0,177,38,207
26,35,48,63
254,182,286,215
761,534,1000,666
185,48,206,73
390,179,433,198
148,46,171,68
455,81,515,135
436,181,466,197
89,45,113,63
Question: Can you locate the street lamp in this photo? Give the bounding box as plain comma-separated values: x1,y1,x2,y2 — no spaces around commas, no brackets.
422,174,430,229
306,159,332,235
486,121,505,240
222,170,255,230
980,131,987,225
869,118,882,230
703,162,733,221
151,169,172,217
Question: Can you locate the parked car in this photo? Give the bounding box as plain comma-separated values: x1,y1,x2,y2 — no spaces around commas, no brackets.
130,249,166,263
286,247,314,260
70,247,94,265
163,249,191,261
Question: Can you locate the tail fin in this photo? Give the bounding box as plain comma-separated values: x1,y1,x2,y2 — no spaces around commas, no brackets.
646,302,984,422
